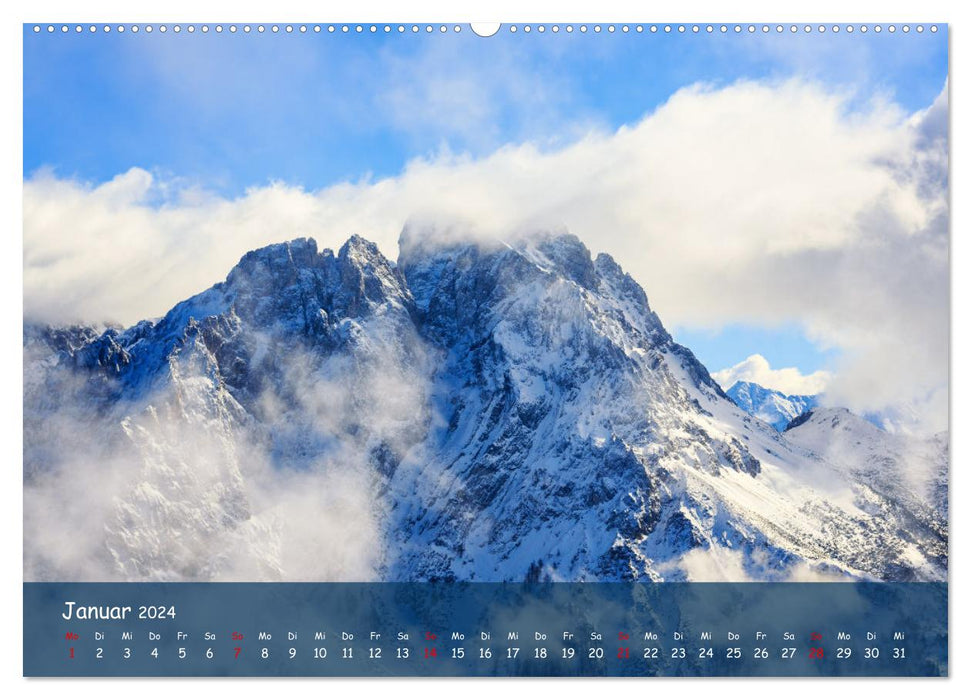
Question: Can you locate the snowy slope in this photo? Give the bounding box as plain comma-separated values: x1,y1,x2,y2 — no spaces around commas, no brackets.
23,231,948,583
726,380,818,431
782,408,948,576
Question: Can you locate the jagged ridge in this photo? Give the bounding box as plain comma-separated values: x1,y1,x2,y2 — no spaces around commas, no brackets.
23,231,948,583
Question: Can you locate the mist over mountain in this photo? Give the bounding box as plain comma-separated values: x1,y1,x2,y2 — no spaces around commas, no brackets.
23,230,947,583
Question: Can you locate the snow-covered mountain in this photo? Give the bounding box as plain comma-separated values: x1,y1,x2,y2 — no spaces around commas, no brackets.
726,380,818,431
23,231,948,583
783,408,948,573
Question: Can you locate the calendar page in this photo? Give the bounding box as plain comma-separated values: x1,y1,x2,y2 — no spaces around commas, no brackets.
22,20,948,678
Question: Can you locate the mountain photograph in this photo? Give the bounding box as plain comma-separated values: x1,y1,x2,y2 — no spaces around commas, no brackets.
23,230,947,583
23,24,948,588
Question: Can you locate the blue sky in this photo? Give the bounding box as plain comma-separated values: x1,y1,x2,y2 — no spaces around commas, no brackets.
24,25,947,193
23,23,949,388
673,323,841,377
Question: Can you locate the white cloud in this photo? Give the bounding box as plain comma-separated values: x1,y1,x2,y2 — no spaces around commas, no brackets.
676,544,752,582
376,35,590,150
712,354,832,396
24,318,433,581
670,543,853,582
23,78,948,432
783,562,853,583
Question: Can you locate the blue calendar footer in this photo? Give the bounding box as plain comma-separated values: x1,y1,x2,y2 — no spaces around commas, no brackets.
24,582,947,677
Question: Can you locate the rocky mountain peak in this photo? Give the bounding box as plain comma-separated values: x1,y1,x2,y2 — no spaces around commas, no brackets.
23,229,948,584
226,237,323,286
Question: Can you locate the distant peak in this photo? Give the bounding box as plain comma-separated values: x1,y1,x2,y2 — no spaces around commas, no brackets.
727,380,816,401
730,380,757,389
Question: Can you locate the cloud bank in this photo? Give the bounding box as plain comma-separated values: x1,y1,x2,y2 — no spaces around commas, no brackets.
23,79,948,431
712,354,833,396
23,314,433,581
